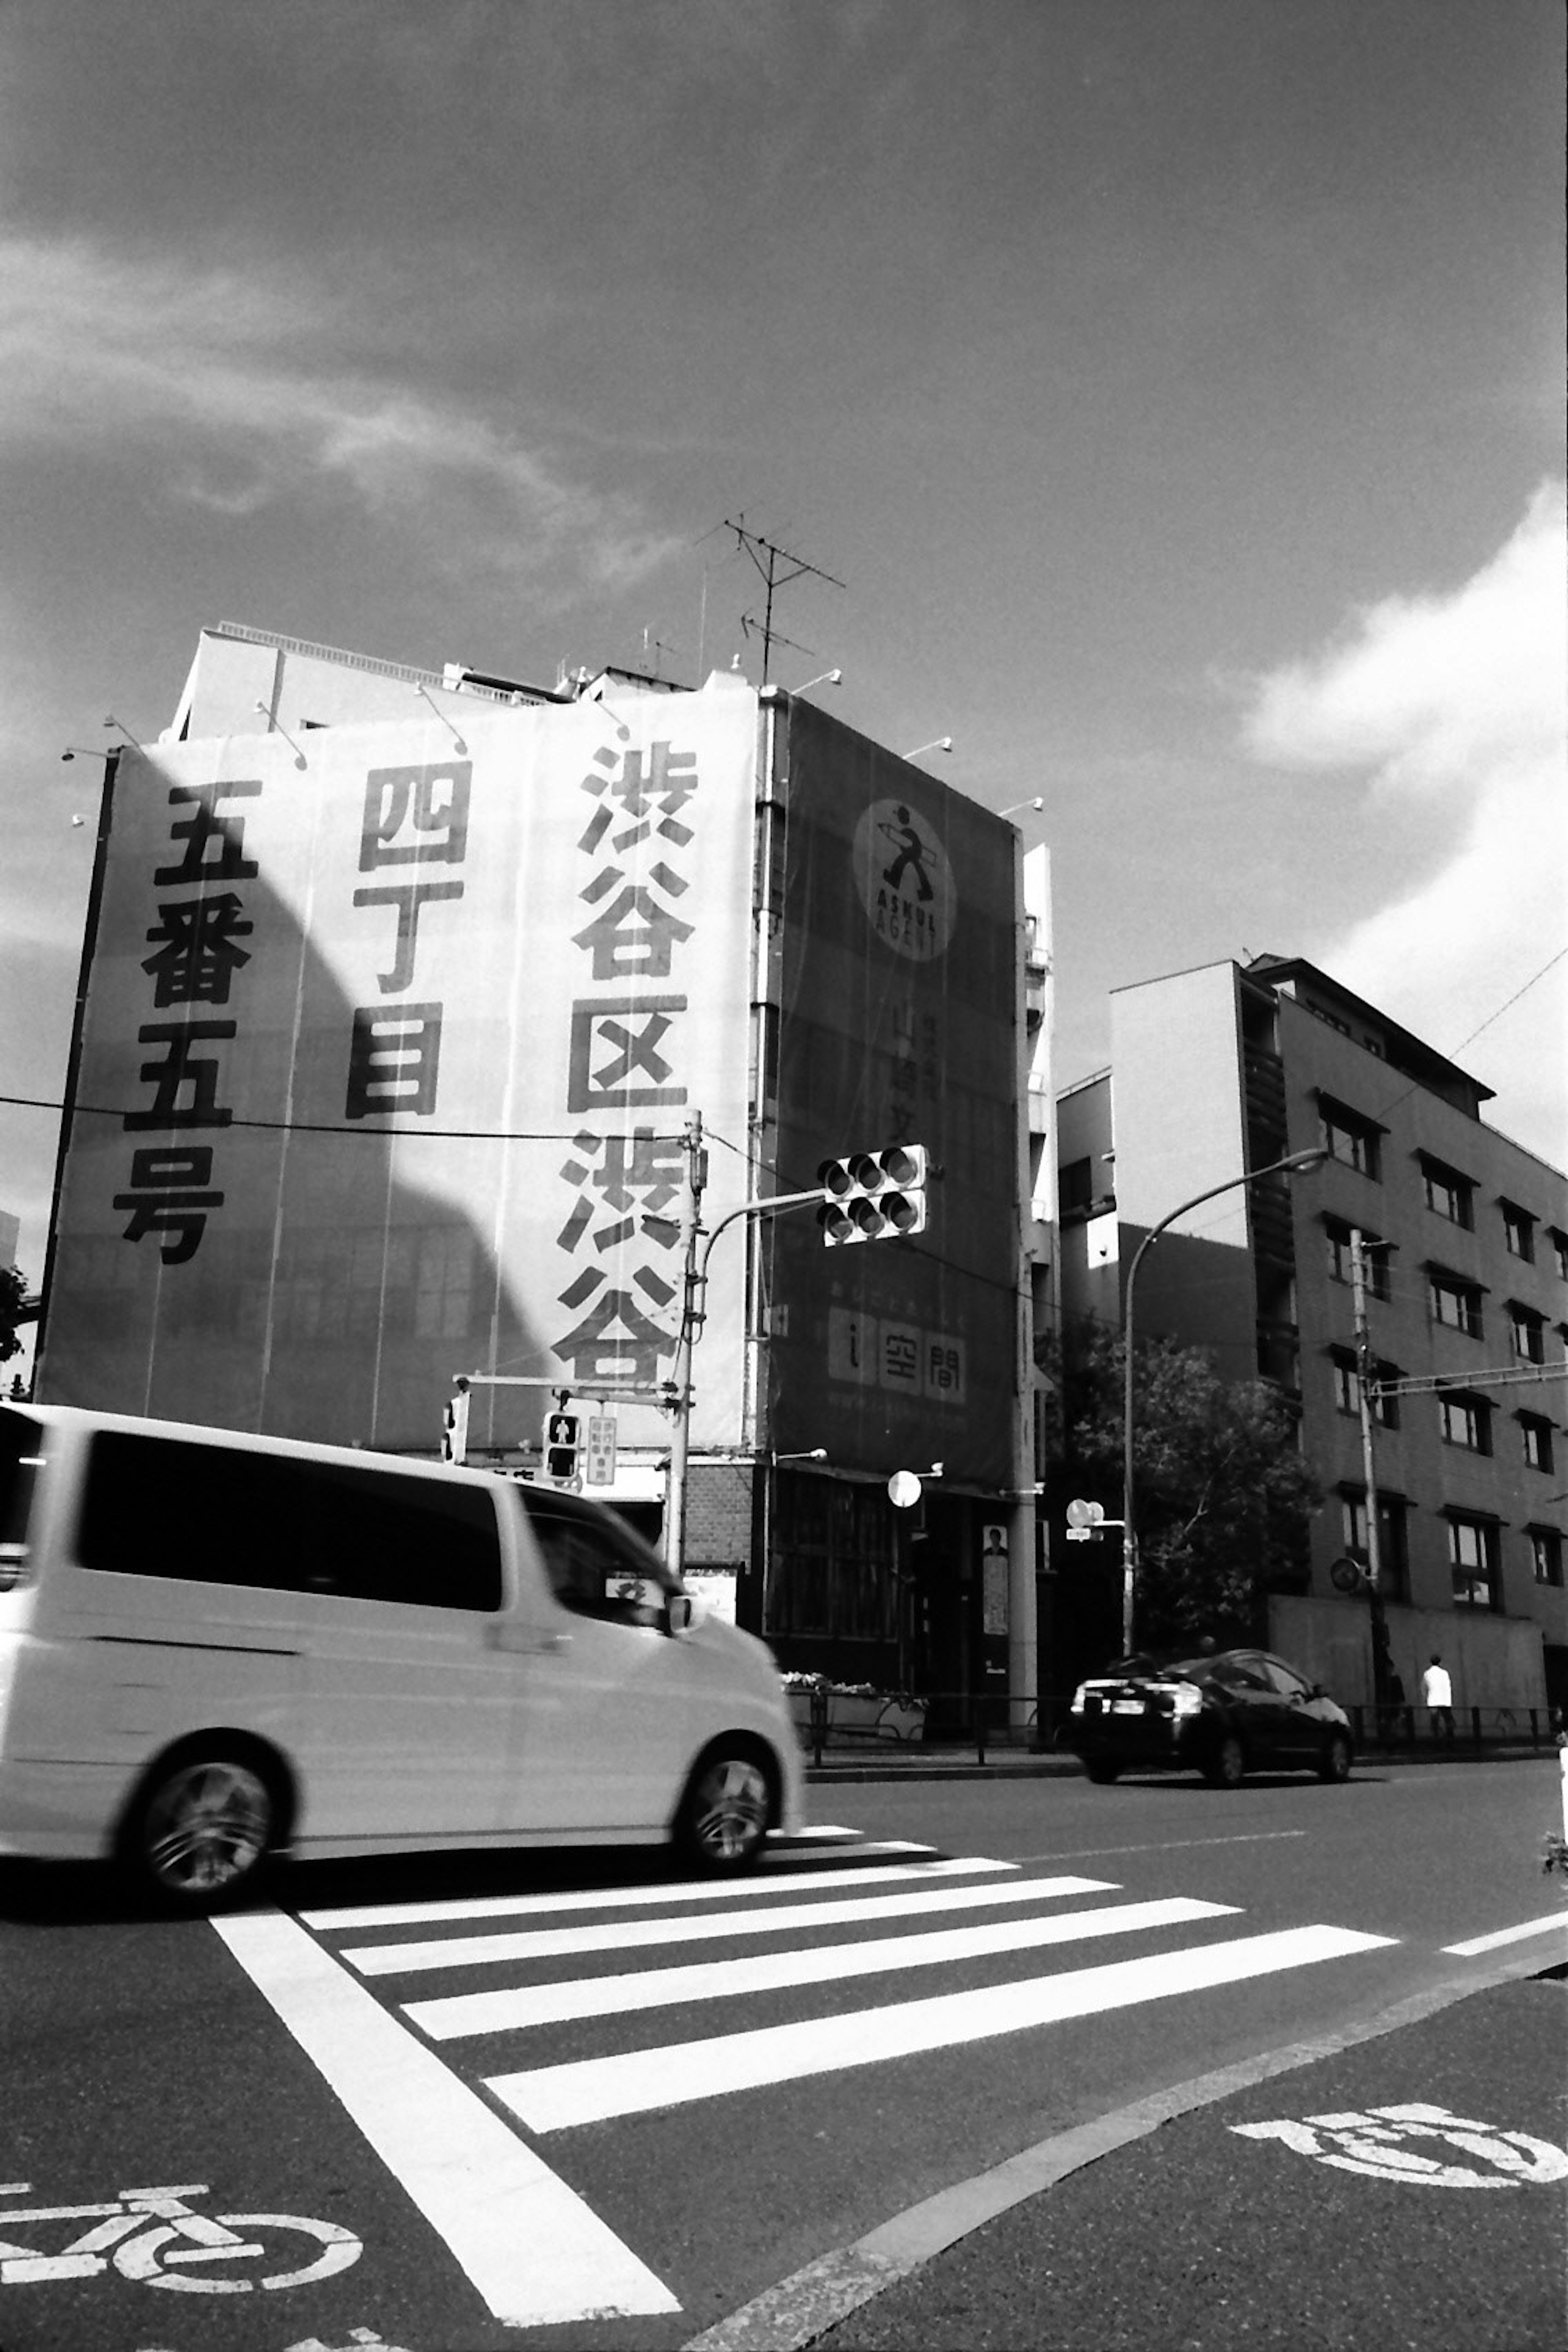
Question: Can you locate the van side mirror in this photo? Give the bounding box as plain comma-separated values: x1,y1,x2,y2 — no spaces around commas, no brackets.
665,1592,693,1637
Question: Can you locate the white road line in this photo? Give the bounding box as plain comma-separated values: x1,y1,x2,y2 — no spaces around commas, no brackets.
1443,1911,1568,1956
212,1910,678,2328
303,1852,1002,1933
340,1874,1116,1978
1011,1832,1310,1864
405,1896,1241,2040
488,1923,1398,2134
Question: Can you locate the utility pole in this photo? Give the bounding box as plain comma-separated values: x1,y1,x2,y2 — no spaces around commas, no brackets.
663,1111,708,1581
1350,1227,1392,1712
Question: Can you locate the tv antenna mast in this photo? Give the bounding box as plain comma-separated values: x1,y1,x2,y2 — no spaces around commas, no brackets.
721,517,844,684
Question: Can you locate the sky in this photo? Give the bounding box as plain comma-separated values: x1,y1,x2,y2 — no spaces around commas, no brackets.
2,0,1564,1289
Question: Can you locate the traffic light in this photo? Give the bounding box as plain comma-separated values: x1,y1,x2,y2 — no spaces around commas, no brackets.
543,1410,581,1483
817,1145,929,1245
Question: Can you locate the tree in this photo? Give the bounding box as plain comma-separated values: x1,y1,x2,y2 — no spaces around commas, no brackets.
1058,1323,1319,1655
1,1265,29,1368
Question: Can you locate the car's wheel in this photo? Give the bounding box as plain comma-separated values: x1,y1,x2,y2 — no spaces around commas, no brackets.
1318,1732,1353,1783
674,1744,773,1874
1201,1733,1246,1789
122,1746,278,1912
1084,1760,1120,1784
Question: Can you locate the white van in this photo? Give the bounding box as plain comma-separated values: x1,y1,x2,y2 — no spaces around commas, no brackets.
0,1403,801,1910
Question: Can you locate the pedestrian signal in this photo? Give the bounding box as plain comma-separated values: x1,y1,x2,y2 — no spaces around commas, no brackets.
544,1409,581,1483
817,1145,929,1245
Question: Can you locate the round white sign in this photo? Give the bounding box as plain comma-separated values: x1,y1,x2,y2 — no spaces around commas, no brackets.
853,800,957,962
887,1470,924,1509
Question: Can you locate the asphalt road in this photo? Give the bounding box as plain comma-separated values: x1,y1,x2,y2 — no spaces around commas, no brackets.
2,1756,1564,2352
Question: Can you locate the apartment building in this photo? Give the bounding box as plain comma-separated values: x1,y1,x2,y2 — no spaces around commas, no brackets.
1057,955,1566,1715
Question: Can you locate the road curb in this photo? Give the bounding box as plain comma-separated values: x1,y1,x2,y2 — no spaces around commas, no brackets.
679,1944,1563,2352
803,1748,1555,1785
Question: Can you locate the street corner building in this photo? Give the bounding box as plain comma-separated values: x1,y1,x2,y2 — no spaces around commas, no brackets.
36,624,1056,1722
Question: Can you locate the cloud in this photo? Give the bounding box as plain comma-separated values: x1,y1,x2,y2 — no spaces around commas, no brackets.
0,233,679,593
1241,482,1568,1164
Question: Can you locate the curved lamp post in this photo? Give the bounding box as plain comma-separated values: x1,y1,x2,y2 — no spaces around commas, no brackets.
1120,1147,1326,1656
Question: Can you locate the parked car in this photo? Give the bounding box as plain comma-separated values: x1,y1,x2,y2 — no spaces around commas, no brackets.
1066,1647,1354,1787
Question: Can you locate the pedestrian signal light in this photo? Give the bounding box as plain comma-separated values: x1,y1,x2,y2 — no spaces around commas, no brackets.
544,1409,581,1483
817,1145,929,1245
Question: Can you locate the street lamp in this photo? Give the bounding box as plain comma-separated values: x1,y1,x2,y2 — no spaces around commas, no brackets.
1119,1147,1326,1656
999,796,1044,819
903,737,953,760
793,669,842,695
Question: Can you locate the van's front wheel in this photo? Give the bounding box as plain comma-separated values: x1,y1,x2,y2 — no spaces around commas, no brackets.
675,1746,772,1875
123,1749,277,1911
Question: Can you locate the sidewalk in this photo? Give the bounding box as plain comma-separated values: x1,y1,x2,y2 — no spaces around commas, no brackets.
805,1969,1568,2351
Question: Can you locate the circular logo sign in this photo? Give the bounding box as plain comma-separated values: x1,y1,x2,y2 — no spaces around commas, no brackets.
853,801,957,962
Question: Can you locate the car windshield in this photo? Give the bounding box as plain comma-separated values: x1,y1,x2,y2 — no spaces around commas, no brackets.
1105,1653,1205,1682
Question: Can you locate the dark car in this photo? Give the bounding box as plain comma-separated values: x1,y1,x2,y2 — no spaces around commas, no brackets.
1065,1647,1354,1788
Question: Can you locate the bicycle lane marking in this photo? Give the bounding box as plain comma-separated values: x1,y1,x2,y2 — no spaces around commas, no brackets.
211,1909,680,2330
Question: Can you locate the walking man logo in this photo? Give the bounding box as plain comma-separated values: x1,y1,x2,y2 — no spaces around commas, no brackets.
852,799,957,962
878,806,935,903
1231,2102,1568,2187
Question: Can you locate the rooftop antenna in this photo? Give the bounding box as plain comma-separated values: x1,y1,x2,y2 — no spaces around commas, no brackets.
720,515,844,686
640,627,678,681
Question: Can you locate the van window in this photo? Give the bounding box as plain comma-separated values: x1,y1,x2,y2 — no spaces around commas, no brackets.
312,1460,501,1610
0,1409,43,1590
521,1489,671,1628
77,1432,501,1612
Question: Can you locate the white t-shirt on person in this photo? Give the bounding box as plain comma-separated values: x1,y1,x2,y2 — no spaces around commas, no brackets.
1422,1663,1452,1708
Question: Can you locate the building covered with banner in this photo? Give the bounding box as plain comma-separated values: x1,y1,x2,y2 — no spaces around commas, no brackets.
38,623,1054,1717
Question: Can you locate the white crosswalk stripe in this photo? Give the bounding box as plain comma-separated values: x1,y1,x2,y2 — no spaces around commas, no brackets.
298,1838,1398,2136
338,1868,1107,1976
405,1895,1239,2038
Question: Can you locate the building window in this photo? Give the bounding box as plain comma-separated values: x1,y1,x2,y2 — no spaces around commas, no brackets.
1519,1415,1555,1473
1319,1097,1381,1179
1507,1303,1547,1363
1059,1156,1094,1218
1420,1156,1474,1228
1439,1392,1492,1454
1449,1516,1500,1610
1429,1270,1483,1338
1501,1201,1536,1262
1530,1528,1564,1588
1330,1349,1398,1426
1325,1217,1390,1297
1340,1491,1410,1603
1549,1228,1568,1283
768,1475,900,1643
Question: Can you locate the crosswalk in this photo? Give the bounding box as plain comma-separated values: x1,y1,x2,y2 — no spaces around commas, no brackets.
296,1833,1397,2136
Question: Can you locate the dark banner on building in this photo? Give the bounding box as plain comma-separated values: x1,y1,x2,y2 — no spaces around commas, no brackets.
766,702,1020,1490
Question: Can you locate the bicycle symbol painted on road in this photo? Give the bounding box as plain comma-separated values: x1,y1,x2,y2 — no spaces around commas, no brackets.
0,2179,362,2292
1231,2102,1568,2188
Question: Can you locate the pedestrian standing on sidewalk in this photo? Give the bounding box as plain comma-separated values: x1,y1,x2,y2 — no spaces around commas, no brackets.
1422,1653,1455,1740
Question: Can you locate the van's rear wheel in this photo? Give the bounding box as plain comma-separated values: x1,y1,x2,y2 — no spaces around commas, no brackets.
675,1746,771,1875
124,1750,276,1911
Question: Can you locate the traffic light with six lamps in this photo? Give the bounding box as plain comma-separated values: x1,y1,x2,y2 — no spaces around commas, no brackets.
817,1146,929,1245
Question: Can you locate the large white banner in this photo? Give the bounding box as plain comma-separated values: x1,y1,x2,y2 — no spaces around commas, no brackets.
43,678,759,1454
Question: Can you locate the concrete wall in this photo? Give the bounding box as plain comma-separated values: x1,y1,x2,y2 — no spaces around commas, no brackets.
1109,961,1257,1374
1270,1592,1547,1713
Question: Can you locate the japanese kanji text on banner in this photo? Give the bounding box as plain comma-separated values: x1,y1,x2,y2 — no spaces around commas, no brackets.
41,677,758,1454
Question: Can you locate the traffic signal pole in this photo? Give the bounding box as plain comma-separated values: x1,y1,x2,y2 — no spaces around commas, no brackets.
663,1112,823,1581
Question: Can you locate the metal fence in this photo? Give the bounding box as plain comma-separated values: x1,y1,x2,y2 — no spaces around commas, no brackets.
792,1688,1564,1770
